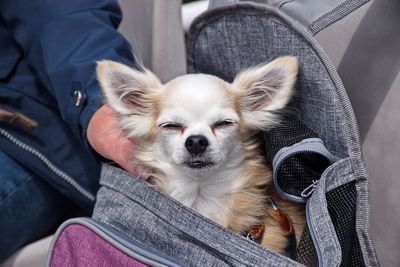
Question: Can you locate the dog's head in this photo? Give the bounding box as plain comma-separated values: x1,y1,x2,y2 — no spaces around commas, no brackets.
97,57,297,177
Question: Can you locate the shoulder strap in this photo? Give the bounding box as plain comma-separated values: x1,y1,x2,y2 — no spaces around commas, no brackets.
208,0,370,35
208,0,239,9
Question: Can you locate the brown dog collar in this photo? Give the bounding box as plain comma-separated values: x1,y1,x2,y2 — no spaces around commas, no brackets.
268,199,297,259
243,223,265,244
243,199,297,259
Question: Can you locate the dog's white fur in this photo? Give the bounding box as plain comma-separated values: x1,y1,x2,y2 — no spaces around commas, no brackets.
97,57,305,254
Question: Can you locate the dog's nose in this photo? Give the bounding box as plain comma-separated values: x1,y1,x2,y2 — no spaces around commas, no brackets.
185,135,208,155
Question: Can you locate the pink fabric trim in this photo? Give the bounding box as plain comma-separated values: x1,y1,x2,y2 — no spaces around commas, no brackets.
50,224,149,267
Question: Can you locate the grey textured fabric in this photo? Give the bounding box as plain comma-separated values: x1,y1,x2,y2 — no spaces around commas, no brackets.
187,2,378,266
209,0,275,9
47,218,183,267
208,0,371,35
209,0,239,9
306,158,363,266
93,165,303,267
93,158,373,266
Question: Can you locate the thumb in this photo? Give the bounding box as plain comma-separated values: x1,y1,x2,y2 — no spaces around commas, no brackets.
87,105,140,176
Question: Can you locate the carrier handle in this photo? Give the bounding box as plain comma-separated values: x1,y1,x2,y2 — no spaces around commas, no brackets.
208,0,370,35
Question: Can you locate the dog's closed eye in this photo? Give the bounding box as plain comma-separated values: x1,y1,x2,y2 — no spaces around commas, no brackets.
214,120,234,127
210,120,238,137
212,120,236,129
159,122,185,132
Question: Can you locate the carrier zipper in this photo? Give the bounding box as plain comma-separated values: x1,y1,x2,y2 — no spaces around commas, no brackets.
272,150,316,204
272,138,335,203
83,218,186,267
0,128,95,201
306,200,324,267
273,150,333,203
273,176,306,203
301,180,319,198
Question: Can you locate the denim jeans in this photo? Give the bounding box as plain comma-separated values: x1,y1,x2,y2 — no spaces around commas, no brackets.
0,150,74,262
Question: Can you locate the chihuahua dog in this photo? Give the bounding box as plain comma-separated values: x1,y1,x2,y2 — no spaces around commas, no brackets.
97,57,305,256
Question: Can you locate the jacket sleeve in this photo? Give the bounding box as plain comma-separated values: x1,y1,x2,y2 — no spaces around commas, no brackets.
0,0,135,148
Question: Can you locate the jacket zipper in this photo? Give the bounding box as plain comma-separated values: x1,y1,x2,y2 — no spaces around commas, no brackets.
0,127,95,201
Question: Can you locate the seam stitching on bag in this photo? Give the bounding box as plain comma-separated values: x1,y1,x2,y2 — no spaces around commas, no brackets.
308,0,370,35
273,0,294,9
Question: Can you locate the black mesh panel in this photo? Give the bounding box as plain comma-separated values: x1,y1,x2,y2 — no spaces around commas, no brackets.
264,115,331,197
277,153,330,196
296,224,318,266
326,181,365,267
264,115,318,160
296,182,365,266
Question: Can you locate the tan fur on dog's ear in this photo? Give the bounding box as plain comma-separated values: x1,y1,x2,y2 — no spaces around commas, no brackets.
232,56,298,130
97,60,162,137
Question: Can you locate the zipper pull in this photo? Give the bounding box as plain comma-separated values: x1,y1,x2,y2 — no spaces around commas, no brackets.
301,180,319,198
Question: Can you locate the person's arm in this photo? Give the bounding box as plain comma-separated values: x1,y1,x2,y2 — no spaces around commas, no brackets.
0,0,138,173
0,0,134,145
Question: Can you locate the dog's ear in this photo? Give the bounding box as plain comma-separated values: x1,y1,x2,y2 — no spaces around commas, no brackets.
97,60,162,137
232,56,298,130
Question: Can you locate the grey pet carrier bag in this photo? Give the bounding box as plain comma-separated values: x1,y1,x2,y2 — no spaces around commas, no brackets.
82,0,380,266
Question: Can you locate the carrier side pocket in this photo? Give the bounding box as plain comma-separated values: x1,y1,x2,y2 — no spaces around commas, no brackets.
298,158,369,267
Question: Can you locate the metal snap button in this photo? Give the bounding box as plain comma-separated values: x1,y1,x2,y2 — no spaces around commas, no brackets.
74,90,83,107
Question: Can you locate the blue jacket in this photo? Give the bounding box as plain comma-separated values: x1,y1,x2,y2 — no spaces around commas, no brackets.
0,0,135,211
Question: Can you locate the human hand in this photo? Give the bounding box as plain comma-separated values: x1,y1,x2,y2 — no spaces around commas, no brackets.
87,104,139,175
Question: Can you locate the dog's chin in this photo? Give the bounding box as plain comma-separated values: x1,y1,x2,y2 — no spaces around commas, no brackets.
182,160,215,175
